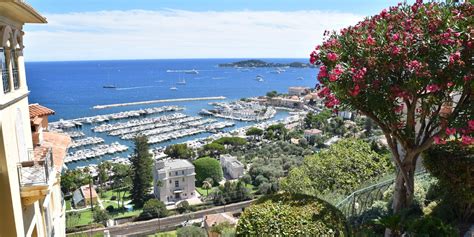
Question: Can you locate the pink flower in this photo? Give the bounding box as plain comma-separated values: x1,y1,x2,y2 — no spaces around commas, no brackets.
407,60,422,71
461,135,473,145
349,85,361,97
310,51,319,64
433,135,446,145
394,104,404,113
445,127,456,135
327,52,339,62
446,81,454,87
366,35,376,45
426,84,440,93
449,51,461,64
468,120,474,131
317,65,328,81
392,34,400,41
391,46,400,55
318,87,331,97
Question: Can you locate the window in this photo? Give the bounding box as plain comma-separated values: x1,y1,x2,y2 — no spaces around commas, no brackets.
181,170,184,175
10,49,19,90
175,171,178,175
169,180,172,184
0,48,10,93
169,172,171,176
175,180,179,188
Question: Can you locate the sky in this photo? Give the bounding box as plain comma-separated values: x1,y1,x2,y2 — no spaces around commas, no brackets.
24,0,409,61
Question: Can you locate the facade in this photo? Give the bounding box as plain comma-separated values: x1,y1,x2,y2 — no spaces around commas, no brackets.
153,159,196,203
0,2,72,236
220,154,244,179
267,97,303,109
303,129,323,140
72,185,98,208
288,86,309,96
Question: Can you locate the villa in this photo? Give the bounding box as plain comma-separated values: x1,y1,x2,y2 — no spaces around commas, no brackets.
153,159,196,203
72,185,98,208
220,154,244,179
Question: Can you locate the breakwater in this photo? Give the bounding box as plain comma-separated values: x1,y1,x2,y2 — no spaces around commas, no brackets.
93,96,227,109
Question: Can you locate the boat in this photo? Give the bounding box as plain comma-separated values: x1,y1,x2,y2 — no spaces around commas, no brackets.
177,79,186,85
185,69,199,74
258,78,264,82
103,85,116,89
256,75,264,80
170,86,178,91
297,77,304,80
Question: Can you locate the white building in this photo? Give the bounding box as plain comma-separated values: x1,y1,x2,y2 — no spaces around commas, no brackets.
304,129,323,140
153,159,196,204
220,154,244,179
288,86,309,96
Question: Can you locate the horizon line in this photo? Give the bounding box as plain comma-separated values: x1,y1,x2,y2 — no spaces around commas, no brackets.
25,57,309,63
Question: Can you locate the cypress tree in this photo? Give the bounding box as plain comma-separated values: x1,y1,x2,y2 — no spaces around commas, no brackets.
130,135,153,207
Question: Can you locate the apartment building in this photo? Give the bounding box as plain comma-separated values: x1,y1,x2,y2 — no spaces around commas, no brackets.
0,1,71,236
153,159,196,203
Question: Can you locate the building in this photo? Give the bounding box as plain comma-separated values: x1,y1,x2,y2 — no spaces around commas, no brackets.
30,103,55,146
220,154,244,179
267,97,304,109
153,159,196,204
204,212,238,237
304,129,323,140
72,185,98,208
338,110,354,120
288,86,309,96
0,2,73,236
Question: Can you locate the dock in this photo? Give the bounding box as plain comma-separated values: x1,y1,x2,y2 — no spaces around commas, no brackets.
93,96,227,109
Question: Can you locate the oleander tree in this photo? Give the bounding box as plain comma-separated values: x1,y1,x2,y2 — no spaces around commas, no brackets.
310,0,473,214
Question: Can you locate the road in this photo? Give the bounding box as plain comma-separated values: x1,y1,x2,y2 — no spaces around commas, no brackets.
69,199,255,236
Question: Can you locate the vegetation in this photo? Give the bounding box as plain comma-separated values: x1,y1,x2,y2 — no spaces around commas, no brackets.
236,193,347,236
61,169,89,194
199,142,225,158
176,200,192,214
264,123,288,140
281,138,392,195
423,141,474,222
193,157,223,186
138,199,168,220
176,226,206,237
164,143,195,160
201,178,213,196
213,136,247,147
130,135,154,207
266,90,278,98
111,163,132,208
312,1,473,213
210,180,252,205
304,109,332,130
92,207,110,226
245,127,263,140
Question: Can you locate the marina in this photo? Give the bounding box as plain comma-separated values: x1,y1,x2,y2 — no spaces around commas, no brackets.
92,96,226,109
65,142,129,163
200,101,276,121
69,137,105,149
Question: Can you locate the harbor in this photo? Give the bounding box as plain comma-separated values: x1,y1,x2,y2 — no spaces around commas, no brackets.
92,96,227,109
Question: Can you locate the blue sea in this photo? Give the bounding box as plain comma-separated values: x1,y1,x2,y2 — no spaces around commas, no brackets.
26,59,318,169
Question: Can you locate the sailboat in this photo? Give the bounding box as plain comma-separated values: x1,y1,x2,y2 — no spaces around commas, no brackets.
177,79,186,85
170,86,178,91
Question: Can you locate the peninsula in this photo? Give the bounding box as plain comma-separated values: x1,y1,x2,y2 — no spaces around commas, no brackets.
218,59,315,68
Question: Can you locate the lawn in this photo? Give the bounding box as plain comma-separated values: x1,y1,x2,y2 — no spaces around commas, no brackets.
149,230,177,237
66,199,72,211
66,209,93,227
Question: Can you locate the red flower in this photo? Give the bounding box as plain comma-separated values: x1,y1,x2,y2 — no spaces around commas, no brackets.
433,135,446,145
327,52,339,62
349,85,361,97
392,33,400,41
391,46,400,55
366,35,376,45
318,65,328,79
468,120,474,131
445,127,456,135
426,84,440,93
394,104,404,113
310,51,319,64
461,135,473,145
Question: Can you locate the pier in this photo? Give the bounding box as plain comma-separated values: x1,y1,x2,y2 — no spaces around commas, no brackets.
93,96,227,109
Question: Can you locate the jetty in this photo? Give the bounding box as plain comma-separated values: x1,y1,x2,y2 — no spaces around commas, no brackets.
92,96,227,109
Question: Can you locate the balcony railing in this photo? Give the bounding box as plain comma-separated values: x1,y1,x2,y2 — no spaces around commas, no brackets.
2,67,10,93
13,68,19,90
17,148,55,186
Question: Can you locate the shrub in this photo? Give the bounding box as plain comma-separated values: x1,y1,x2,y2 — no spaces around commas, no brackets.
138,199,168,220
236,193,347,236
407,216,458,237
423,141,474,221
176,226,206,237
92,208,110,225
176,200,190,214
194,157,223,186
105,205,115,213
281,138,393,195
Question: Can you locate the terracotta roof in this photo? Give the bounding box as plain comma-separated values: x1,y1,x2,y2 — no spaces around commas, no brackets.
29,104,55,119
304,129,322,135
80,185,98,199
40,132,71,171
204,212,238,227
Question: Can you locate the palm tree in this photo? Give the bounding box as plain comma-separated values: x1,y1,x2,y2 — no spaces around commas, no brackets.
202,178,214,196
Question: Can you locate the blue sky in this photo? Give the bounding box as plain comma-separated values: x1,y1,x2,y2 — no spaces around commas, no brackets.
24,1,409,61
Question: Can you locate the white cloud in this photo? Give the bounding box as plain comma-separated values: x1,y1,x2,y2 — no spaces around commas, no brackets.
23,9,363,61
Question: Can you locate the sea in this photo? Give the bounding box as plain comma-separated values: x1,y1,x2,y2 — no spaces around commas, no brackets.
26,58,318,169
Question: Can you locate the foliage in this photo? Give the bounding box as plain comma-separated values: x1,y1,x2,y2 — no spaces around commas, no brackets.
304,109,332,130
245,127,264,139
201,178,213,196
281,138,393,195
213,137,247,147
211,181,252,205
176,200,191,214
61,169,88,194
130,135,154,207
92,207,110,225
164,143,195,160
193,157,223,186
312,0,473,212
138,199,168,220
266,90,278,98
199,142,225,158
264,123,288,140
98,161,112,190
407,216,458,237
423,141,474,221
176,226,206,237
111,163,132,208
236,193,347,236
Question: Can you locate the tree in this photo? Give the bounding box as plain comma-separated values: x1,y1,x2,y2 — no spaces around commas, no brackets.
176,200,191,214
139,199,168,220
281,138,393,195
202,178,213,196
130,135,153,207
311,1,473,214
164,143,194,160
214,137,247,147
61,169,88,194
200,142,225,158
98,161,112,191
266,90,278,98
176,226,206,237
93,207,110,226
246,127,263,140
193,157,223,186
111,163,131,208
264,123,288,140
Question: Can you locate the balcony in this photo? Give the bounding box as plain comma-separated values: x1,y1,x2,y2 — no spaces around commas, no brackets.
12,68,19,90
18,147,55,205
2,67,10,93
